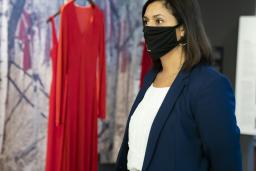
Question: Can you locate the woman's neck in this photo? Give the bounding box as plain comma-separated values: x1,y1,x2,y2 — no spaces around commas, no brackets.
160,45,185,75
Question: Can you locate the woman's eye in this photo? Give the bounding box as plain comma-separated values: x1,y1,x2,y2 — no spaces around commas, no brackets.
143,20,148,25
156,19,163,25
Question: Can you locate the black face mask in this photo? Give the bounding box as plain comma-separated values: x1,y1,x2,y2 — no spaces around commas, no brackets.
143,24,182,61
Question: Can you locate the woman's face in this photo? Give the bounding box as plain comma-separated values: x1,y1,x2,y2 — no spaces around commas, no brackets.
143,1,184,39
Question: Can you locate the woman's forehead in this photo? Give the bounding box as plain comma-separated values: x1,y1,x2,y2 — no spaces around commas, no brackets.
144,1,173,18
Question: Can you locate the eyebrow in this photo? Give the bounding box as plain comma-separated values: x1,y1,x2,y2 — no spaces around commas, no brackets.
143,14,164,19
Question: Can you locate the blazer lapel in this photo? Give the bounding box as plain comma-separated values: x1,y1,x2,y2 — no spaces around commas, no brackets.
116,68,158,170
141,68,190,171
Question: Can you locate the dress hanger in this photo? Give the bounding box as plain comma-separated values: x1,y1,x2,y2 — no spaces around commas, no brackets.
46,0,95,23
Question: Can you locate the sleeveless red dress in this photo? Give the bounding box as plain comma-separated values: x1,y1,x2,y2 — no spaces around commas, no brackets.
55,2,106,171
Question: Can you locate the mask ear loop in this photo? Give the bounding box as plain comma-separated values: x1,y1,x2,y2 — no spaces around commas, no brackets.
179,40,187,46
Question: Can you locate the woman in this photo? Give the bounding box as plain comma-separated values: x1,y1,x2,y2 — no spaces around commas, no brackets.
115,0,242,171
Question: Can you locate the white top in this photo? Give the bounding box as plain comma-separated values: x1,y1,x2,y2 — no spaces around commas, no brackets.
127,83,170,171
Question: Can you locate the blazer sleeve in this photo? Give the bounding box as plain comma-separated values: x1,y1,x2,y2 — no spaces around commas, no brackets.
96,11,107,119
56,6,68,126
191,75,242,171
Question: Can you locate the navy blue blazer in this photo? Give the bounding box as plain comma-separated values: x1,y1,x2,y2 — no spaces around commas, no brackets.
115,63,242,171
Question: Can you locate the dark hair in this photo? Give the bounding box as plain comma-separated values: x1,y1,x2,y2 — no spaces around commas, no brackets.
142,0,213,71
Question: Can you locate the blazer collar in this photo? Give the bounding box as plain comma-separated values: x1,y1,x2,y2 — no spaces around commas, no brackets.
125,67,190,171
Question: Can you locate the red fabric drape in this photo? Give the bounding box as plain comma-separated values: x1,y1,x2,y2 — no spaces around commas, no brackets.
45,16,64,171
140,43,153,88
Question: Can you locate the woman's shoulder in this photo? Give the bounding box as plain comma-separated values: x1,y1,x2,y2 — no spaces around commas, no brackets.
190,63,226,82
188,63,234,96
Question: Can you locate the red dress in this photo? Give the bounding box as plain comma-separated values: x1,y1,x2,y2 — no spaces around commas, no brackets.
140,43,152,88
45,16,63,171
55,2,106,171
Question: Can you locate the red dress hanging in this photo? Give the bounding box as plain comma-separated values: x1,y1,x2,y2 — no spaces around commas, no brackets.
55,2,106,171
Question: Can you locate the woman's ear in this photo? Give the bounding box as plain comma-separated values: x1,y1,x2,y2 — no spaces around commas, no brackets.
179,25,185,37
176,25,186,41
